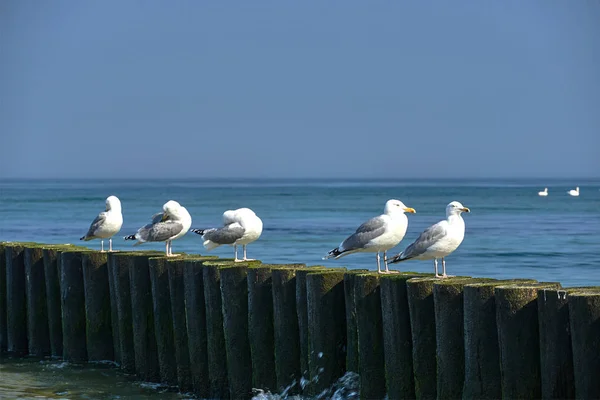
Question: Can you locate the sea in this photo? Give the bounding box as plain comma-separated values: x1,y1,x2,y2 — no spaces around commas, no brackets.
1,178,599,399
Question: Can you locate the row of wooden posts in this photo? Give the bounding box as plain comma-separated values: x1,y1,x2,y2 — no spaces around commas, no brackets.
0,241,599,399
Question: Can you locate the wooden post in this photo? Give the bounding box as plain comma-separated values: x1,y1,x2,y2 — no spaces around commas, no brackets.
82,251,112,361
24,245,50,357
61,250,89,362
343,269,369,374
495,282,561,399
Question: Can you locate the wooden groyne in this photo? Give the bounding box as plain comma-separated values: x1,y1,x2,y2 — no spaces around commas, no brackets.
1,241,599,399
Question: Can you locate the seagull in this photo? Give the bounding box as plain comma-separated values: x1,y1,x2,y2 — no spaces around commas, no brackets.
389,201,470,278
191,207,263,262
323,199,416,274
568,187,580,196
80,195,123,252
538,188,548,197
124,200,192,256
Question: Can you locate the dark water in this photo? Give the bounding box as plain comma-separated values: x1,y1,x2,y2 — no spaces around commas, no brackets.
1,178,599,398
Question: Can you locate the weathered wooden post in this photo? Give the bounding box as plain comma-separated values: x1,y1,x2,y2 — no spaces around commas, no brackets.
24,245,50,357
343,269,368,374
354,272,385,400
537,287,575,399
0,242,7,352
107,251,121,365
61,249,89,362
247,264,277,393
167,257,194,392
148,256,178,386
5,243,28,355
203,260,232,398
220,262,261,399
380,272,430,399
495,282,561,399
306,269,347,396
406,276,437,400
184,257,217,398
463,279,536,399
433,276,482,399
271,265,305,393
82,251,112,361
129,252,160,382
568,288,600,399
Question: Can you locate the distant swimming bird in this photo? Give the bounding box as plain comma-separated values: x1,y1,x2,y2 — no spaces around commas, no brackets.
80,195,123,252
389,201,470,278
191,207,263,262
323,199,416,274
124,200,192,256
568,187,580,196
538,188,548,197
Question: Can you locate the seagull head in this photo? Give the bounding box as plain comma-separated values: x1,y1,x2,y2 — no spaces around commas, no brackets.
446,201,470,217
105,195,121,212
385,199,416,215
163,200,182,218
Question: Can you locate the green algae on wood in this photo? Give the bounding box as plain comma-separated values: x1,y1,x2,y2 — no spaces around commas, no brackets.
462,278,537,400
82,251,113,362
537,286,575,399
354,272,385,400
566,287,600,399
380,272,432,400
495,282,562,399
24,246,50,357
306,270,347,396
342,269,369,374
271,264,306,393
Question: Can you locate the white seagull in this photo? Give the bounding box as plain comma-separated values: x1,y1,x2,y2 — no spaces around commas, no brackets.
568,187,580,196
191,207,263,262
80,195,124,252
538,188,548,197
323,199,416,274
124,200,192,256
389,201,470,278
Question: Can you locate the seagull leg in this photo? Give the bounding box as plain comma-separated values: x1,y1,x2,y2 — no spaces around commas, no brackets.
384,251,389,273
377,252,382,274
434,258,441,278
168,241,179,257
234,245,242,262
165,241,170,256
441,258,454,278
100,240,105,252
109,238,113,252
243,245,255,261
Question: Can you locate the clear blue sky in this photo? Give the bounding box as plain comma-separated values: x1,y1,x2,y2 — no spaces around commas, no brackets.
1,1,599,179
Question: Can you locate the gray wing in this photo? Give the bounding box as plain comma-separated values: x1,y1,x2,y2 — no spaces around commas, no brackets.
151,212,166,224
84,212,107,238
136,220,183,242
203,224,246,245
341,216,387,251
401,222,447,259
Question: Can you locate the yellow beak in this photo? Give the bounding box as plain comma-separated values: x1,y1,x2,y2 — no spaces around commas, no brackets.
461,207,471,213
404,207,416,213
161,213,168,222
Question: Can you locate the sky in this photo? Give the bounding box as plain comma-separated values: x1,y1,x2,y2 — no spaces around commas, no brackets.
1,1,599,179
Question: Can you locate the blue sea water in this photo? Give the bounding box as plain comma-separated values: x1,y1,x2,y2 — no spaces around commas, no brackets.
1,178,599,287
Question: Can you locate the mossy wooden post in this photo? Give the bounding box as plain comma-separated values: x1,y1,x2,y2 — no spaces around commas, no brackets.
184,257,215,398
221,263,259,399
203,261,231,398
406,277,437,400
0,243,6,352
129,252,160,382
247,265,277,392
354,272,385,400
380,273,430,399
43,246,73,358
167,257,192,392
343,269,368,373
82,251,112,361
5,243,28,355
306,270,347,396
537,287,575,399
463,279,535,399
295,266,330,383
106,252,121,364
148,256,178,386
433,276,481,399
24,245,50,357
61,250,88,362
272,265,305,393
567,288,600,399
495,282,561,399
